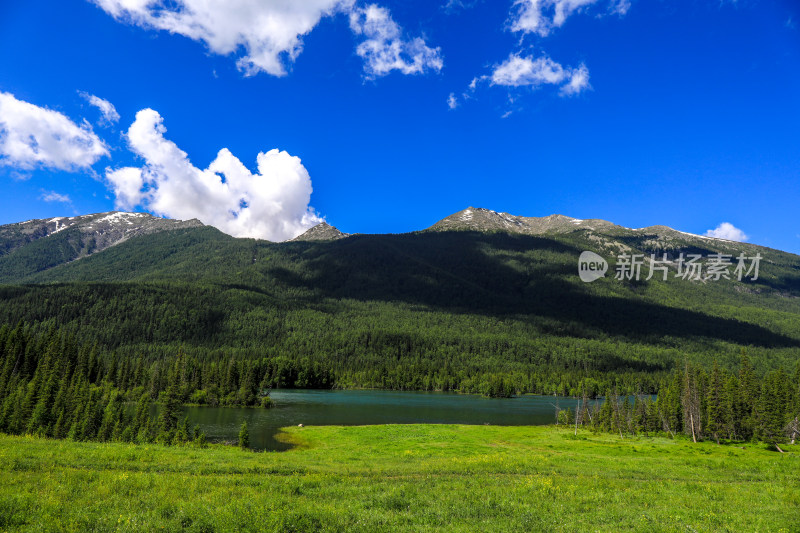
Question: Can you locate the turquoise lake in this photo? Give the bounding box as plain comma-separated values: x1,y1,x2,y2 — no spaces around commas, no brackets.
181,390,593,450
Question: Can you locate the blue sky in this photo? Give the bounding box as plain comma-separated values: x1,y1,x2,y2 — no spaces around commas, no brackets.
0,0,798,251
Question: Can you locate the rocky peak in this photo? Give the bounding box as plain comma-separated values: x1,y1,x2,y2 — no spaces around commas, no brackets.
291,222,348,242
0,211,204,258
427,207,614,235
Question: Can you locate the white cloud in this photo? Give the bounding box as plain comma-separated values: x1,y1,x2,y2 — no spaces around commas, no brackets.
447,93,459,109
40,190,72,204
485,53,590,96
490,54,564,86
510,0,603,37
559,63,590,96
705,222,748,242
92,0,351,76
610,0,630,16
105,166,145,210
0,92,108,171
350,5,443,78
106,109,322,241
79,92,120,125
470,0,621,106
92,0,442,79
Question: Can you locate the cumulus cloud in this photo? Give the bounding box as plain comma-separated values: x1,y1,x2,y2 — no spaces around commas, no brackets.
105,166,146,211
350,5,443,78
106,109,321,241
92,0,350,76
40,190,72,204
92,0,442,79
705,222,748,242
481,53,590,96
79,92,120,125
0,92,109,171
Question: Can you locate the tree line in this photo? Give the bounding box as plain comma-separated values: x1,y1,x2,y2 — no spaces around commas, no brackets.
0,323,275,446
1,322,798,450
563,354,800,451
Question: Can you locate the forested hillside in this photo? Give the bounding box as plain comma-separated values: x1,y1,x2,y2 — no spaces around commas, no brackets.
0,211,798,399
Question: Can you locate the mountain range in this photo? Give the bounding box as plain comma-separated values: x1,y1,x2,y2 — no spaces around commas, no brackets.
0,206,778,277
0,207,798,392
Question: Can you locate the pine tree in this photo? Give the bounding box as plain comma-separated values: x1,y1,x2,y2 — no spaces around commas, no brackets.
194,424,208,448
738,352,757,439
239,367,258,406
755,370,789,452
158,380,182,442
706,361,724,444
0,385,25,434
787,362,800,444
79,387,103,440
597,388,614,432
658,372,682,437
721,375,739,440
132,392,152,435
98,390,124,442
52,410,67,439
238,420,249,449
173,416,190,445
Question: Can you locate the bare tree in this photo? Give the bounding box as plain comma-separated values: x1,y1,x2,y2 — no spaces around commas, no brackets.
681,362,701,443
610,387,624,439
660,411,676,439
574,385,590,435
785,414,799,445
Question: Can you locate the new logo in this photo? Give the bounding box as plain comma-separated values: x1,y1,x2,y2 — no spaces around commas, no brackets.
578,251,608,283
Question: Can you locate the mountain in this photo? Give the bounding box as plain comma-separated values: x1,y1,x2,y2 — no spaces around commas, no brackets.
291,222,348,242
427,207,759,256
428,207,617,235
0,207,798,394
0,212,203,281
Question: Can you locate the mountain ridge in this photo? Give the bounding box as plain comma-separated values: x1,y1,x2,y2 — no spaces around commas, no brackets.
1,211,203,255
0,206,798,392
300,205,775,255
2,206,780,254
0,207,795,285
427,206,758,249
0,212,204,281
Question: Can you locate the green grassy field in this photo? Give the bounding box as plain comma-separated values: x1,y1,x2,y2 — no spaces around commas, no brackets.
0,425,797,532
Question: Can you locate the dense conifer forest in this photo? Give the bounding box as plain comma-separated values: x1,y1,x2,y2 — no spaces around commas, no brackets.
2,323,798,448
566,356,800,449
0,223,799,444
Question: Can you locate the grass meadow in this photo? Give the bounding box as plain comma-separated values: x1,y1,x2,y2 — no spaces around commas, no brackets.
0,425,797,532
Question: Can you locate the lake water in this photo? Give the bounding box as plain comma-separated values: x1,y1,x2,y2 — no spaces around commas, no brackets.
181,390,590,450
